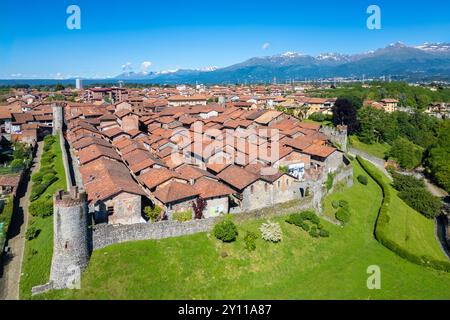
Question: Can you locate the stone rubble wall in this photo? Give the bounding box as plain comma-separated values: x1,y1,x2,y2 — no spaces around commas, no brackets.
92,197,315,250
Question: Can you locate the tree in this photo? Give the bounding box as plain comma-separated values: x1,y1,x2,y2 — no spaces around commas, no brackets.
388,137,423,169
332,98,359,133
192,198,207,219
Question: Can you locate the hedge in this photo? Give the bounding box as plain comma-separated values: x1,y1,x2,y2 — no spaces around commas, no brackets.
356,156,450,272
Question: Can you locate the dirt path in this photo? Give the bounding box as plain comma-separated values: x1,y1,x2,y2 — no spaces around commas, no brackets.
0,141,43,300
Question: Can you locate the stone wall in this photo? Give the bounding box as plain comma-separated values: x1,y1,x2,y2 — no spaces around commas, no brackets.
58,130,73,190
92,197,315,250
320,125,348,152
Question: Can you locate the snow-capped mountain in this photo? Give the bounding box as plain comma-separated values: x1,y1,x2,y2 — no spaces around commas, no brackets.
415,42,450,53
115,42,450,83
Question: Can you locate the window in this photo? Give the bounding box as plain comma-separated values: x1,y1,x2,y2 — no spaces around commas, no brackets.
286,178,289,186
265,183,268,192
250,185,254,193
107,206,114,216
278,180,281,188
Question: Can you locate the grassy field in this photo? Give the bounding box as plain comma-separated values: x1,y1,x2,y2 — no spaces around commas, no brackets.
38,161,450,300
349,135,391,159
360,160,448,263
20,136,67,299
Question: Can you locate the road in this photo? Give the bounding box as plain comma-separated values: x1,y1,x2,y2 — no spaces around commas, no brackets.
0,141,43,300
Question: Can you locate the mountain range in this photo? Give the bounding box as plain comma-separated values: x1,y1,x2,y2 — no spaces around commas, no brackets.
115,42,450,83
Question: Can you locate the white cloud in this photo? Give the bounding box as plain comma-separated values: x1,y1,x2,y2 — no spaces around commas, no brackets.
262,42,270,50
121,62,133,71
140,61,153,74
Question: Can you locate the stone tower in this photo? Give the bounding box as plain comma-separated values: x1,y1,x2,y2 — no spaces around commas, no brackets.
50,187,90,289
52,103,63,135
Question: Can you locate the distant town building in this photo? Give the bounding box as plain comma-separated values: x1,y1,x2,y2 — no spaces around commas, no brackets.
76,79,83,90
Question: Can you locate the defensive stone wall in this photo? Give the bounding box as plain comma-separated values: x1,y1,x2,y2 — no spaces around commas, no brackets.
92,197,315,250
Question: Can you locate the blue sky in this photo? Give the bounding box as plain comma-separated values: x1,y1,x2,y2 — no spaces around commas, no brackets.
0,0,449,79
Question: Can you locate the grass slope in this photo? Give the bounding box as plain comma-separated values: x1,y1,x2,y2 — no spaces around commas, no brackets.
349,135,390,159
39,161,450,300
20,136,67,299
360,159,447,262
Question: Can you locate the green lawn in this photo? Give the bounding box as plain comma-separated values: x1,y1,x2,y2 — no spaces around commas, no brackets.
20,135,67,299
361,160,447,262
37,161,450,300
349,135,391,159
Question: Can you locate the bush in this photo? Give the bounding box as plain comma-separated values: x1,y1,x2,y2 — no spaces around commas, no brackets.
243,231,258,251
357,174,368,185
398,189,442,219
309,226,319,238
392,172,442,219
319,229,330,237
260,220,282,243
331,200,339,209
144,205,162,222
213,215,238,242
43,173,56,182
32,172,44,183
335,208,350,224
300,222,310,231
29,199,53,217
392,173,425,192
172,210,192,222
25,226,40,240
286,211,329,237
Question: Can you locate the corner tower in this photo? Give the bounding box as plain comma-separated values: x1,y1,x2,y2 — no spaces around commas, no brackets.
50,187,90,289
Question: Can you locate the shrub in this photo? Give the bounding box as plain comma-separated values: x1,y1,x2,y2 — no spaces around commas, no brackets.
32,172,44,183
309,226,319,238
42,173,56,182
172,210,192,222
25,226,40,240
392,172,442,219
213,215,238,242
319,229,330,237
260,220,282,243
398,189,442,219
300,222,310,232
392,173,425,192
331,200,339,209
335,208,350,224
357,174,368,185
144,205,162,222
10,159,24,169
29,199,53,217
243,231,258,251
286,211,329,237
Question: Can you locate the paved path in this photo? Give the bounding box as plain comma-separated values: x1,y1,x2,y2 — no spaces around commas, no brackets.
348,147,392,180
0,141,43,300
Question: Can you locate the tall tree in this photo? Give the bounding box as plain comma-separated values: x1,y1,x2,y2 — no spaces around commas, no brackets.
332,98,359,133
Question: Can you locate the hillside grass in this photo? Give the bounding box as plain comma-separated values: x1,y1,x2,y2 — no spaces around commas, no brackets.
20,135,67,299
349,135,391,159
37,161,450,300
359,159,447,263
